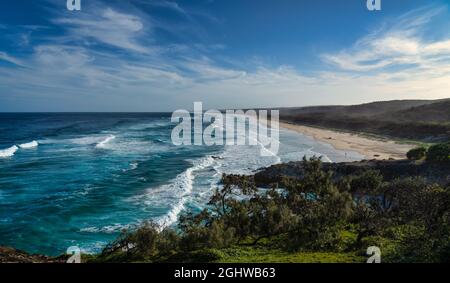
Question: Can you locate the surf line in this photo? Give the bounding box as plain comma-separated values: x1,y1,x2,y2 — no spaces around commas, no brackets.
171,102,280,157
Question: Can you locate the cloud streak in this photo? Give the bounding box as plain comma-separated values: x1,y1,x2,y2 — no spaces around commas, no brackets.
0,2,449,111
54,7,153,53
322,6,450,73
0,52,25,67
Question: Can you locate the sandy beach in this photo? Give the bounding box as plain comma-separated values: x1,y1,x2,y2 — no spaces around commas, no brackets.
280,121,415,160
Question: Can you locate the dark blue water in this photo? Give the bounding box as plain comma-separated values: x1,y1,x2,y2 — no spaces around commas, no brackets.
0,113,362,255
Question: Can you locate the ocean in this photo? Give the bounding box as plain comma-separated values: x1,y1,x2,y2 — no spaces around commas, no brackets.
0,113,363,256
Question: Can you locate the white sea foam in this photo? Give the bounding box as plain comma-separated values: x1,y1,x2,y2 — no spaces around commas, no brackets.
149,156,215,229
69,136,106,145
254,136,281,164
80,223,133,234
0,145,19,158
95,135,116,148
127,121,171,131
308,149,332,163
102,139,166,154
130,162,139,170
18,140,39,149
40,135,117,149
218,122,281,175
123,162,139,172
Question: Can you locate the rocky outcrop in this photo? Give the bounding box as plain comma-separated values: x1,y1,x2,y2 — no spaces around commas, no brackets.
0,246,66,263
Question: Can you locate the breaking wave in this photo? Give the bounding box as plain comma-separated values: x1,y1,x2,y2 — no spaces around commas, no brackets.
0,146,19,158
95,135,116,148
19,140,39,149
153,156,216,229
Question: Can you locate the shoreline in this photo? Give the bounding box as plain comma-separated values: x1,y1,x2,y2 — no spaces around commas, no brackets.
279,121,415,160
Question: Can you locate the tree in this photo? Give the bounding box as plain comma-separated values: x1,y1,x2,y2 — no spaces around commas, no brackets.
208,174,257,217
99,222,180,262
247,192,297,245
407,146,427,160
349,170,383,195
281,157,354,250
427,142,450,162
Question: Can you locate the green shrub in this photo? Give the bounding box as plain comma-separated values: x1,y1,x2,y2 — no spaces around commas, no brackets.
97,157,450,263
382,224,447,263
188,249,224,262
166,249,224,263
359,235,398,262
407,146,427,160
427,142,450,162
349,170,383,194
98,222,181,262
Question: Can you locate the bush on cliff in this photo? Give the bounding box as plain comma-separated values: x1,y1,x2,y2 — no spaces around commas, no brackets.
94,157,450,263
407,146,427,160
427,142,450,162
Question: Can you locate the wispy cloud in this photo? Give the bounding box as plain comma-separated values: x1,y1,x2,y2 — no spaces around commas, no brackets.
54,6,153,53
0,2,449,111
0,52,25,67
148,0,187,15
322,6,450,73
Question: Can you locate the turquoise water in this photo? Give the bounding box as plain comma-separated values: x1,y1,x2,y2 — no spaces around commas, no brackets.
0,113,362,255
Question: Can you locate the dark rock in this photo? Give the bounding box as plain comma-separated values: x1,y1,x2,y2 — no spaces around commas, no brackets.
0,246,66,263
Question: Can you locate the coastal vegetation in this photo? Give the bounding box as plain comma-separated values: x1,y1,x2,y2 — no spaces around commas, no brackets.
407,146,427,161
90,156,450,263
427,142,450,162
407,142,450,162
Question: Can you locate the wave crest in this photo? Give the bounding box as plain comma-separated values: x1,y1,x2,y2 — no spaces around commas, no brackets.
0,146,19,158
130,156,216,229
19,140,39,149
95,135,116,148
80,223,133,234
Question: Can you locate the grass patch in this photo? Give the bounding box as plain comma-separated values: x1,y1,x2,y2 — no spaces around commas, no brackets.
214,245,364,263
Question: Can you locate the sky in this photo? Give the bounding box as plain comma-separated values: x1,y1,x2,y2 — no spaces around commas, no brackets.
0,0,449,112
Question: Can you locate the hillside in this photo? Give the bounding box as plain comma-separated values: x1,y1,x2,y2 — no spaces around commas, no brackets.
280,99,450,142
381,100,450,123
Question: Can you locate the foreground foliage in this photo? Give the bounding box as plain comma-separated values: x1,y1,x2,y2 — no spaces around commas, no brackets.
93,157,450,263
407,142,450,162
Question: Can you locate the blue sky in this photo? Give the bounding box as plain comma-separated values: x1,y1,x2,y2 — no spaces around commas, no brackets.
0,0,449,111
